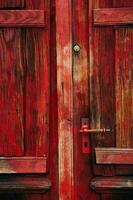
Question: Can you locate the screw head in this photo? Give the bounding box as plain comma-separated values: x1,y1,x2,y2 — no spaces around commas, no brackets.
73,44,81,53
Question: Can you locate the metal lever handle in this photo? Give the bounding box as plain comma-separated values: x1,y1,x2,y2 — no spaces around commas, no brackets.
80,118,111,154
80,124,110,134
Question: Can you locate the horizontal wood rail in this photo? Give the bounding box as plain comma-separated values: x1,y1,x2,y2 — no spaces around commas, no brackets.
0,157,47,173
94,8,133,26
91,177,133,191
0,10,47,27
0,176,51,193
95,148,133,164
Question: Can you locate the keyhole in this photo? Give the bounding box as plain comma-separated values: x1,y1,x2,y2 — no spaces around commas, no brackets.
84,142,88,148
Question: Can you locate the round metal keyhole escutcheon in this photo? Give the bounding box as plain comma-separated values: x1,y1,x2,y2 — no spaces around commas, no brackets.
73,44,81,53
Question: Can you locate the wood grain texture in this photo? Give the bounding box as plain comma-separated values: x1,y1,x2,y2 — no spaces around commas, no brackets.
90,0,116,177
22,28,49,157
113,0,133,7
0,0,24,9
56,0,74,199
90,28,115,147
22,1,49,158
72,0,95,200
0,157,46,173
49,0,59,199
94,0,113,8
90,0,133,177
0,28,24,156
115,28,133,148
0,176,51,192
94,8,133,26
91,176,133,191
0,10,46,27
0,0,49,165
25,0,46,10
95,148,133,164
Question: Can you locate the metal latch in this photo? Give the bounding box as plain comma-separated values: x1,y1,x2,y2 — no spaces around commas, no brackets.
80,118,110,154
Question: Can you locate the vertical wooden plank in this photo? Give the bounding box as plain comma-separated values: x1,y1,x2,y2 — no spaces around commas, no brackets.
91,28,115,147
49,0,59,199
72,0,95,200
56,0,74,199
0,28,24,156
22,29,49,156
24,0,49,156
113,0,133,175
90,0,116,176
115,28,133,148
113,0,133,148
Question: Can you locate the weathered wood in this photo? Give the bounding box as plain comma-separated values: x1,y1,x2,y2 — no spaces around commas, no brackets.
113,0,133,8
22,0,49,158
95,148,133,164
56,0,74,199
115,27,133,148
0,157,47,173
90,0,116,177
91,177,133,191
22,28,49,157
0,10,46,27
94,8,133,26
93,0,113,8
0,0,50,169
0,176,51,192
49,0,59,199
25,0,46,9
0,28,24,156
72,0,94,199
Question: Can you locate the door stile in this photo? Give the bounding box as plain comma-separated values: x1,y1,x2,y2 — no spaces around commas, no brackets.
72,0,95,199
56,0,74,199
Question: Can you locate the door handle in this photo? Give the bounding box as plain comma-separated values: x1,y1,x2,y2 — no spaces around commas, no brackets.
80,118,111,154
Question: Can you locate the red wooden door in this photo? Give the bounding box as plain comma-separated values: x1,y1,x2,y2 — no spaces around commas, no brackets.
88,1,133,200
0,0,51,199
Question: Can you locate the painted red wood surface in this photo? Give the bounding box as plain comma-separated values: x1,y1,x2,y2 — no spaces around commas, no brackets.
0,176,51,192
0,157,46,173
56,0,74,199
95,148,133,164
94,8,133,25
49,0,59,199
0,0,51,200
91,177,133,191
0,0,49,160
89,0,133,199
72,0,95,200
0,10,46,27
0,1,24,8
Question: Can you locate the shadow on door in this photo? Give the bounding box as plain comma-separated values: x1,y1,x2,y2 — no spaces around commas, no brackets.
0,194,24,200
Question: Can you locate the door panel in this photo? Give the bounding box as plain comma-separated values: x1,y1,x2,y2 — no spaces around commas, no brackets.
0,0,49,173
90,0,133,176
